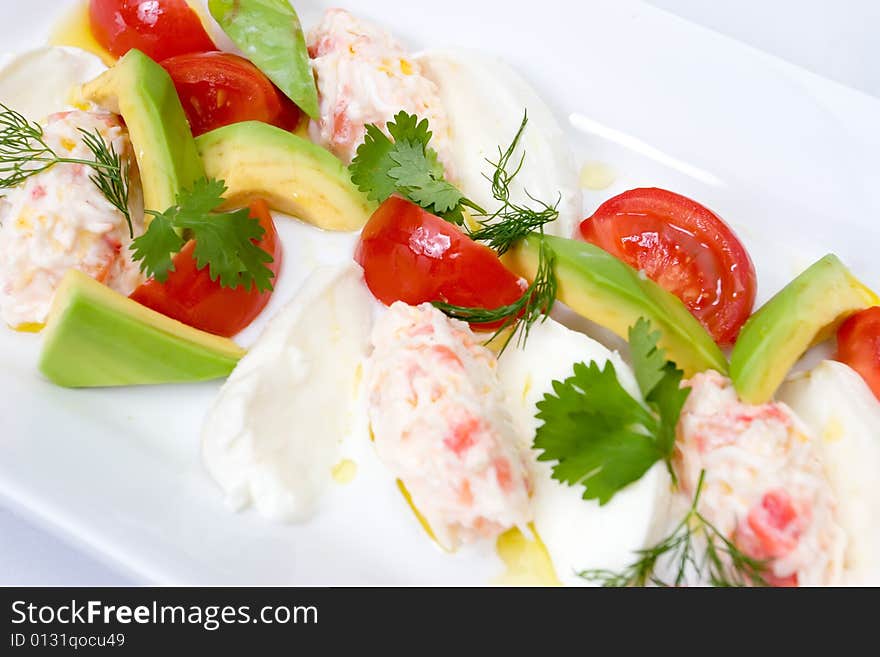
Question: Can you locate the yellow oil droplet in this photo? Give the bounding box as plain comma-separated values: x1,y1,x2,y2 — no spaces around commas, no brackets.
293,119,311,140
579,161,616,191
494,525,561,586
331,459,358,484
14,322,45,333
397,479,449,551
353,362,364,390
462,207,479,232
521,374,533,404
49,2,117,66
478,327,515,355
823,417,844,443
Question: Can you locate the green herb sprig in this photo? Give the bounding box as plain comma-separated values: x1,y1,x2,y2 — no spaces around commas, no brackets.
579,471,769,587
132,178,275,292
434,238,557,350
349,111,483,225
431,112,561,350
79,128,132,235
467,111,560,254
533,318,689,504
0,104,132,236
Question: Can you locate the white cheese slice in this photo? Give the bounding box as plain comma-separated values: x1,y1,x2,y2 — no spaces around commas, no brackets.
497,318,672,585
201,263,374,522
0,46,106,121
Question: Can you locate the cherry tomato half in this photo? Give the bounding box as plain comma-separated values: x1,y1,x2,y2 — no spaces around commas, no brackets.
130,199,282,337
579,188,757,346
355,197,524,327
161,52,302,137
835,306,880,400
89,0,216,62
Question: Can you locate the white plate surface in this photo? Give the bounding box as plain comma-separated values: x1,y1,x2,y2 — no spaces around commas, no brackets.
1,0,879,584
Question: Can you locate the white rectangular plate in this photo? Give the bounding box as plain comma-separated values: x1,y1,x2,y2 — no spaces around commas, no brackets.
1,0,878,584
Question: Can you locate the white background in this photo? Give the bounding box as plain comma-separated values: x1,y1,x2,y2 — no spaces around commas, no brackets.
1,0,878,585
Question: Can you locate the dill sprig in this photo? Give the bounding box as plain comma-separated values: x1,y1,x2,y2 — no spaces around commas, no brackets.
434,238,557,352
0,103,58,186
467,111,560,254
78,128,132,237
579,471,770,587
433,111,560,352
0,104,132,236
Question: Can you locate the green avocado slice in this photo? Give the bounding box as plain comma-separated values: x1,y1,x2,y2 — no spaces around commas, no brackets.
209,0,320,119
505,234,728,377
730,254,878,404
196,121,376,231
39,270,245,388
81,49,205,212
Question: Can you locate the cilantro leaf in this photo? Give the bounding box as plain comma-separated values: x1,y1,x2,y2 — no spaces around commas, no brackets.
535,361,661,505
534,319,691,505
131,178,275,292
349,124,397,203
647,362,689,457
385,109,434,146
130,212,184,283
628,318,690,460
177,177,228,215
349,111,480,225
388,141,464,213
628,318,668,398
176,206,272,292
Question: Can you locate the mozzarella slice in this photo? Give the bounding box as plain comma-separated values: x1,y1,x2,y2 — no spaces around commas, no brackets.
201,263,374,522
0,46,106,121
417,50,581,239
497,318,672,585
778,360,880,585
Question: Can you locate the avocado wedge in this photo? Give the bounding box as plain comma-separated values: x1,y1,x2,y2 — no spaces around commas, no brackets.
81,49,205,212
730,254,879,404
505,234,727,377
39,270,244,387
196,121,375,231
208,0,319,119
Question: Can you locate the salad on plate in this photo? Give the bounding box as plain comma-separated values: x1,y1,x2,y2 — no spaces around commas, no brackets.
1,0,878,587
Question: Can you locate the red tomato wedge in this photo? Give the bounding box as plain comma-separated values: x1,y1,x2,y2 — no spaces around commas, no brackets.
161,52,302,137
89,0,216,62
355,197,524,327
836,306,880,400
579,188,757,346
130,200,282,337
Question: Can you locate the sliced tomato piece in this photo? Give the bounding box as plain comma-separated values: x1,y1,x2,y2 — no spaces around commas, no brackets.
161,52,301,137
836,306,880,399
579,188,757,346
355,197,524,328
130,200,282,337
89,0,216,62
